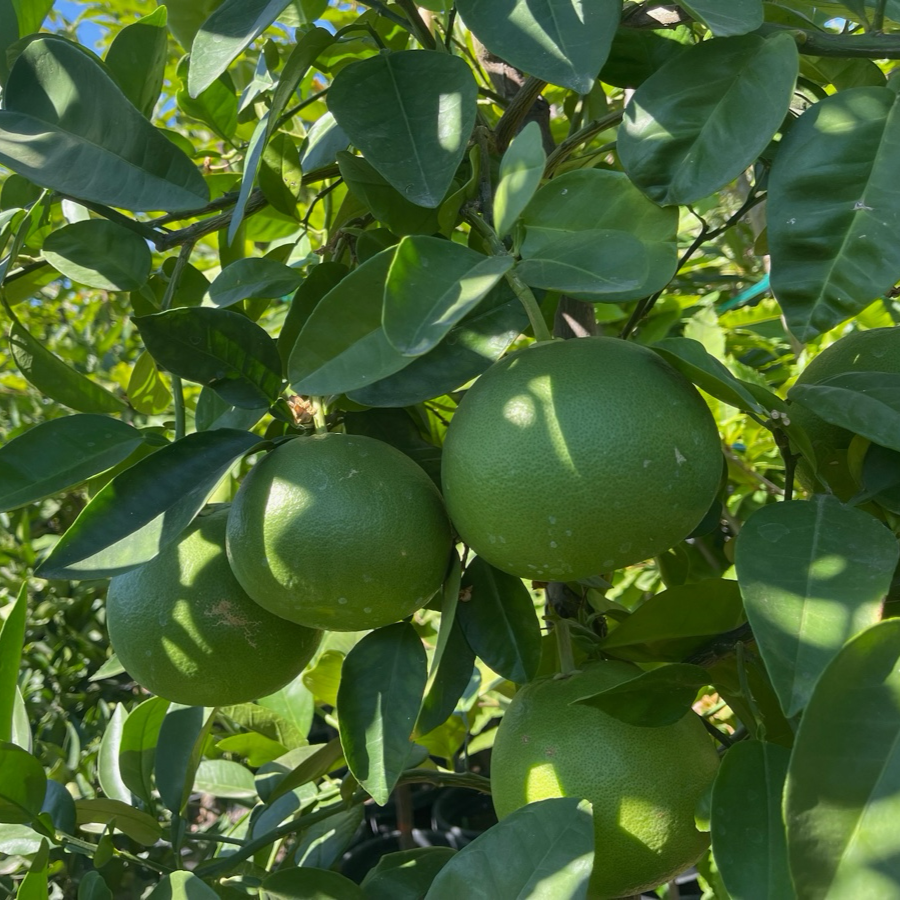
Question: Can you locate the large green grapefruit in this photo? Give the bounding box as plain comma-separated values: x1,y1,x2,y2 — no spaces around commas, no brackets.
490,661,719,899
106,506,321,707
226,433,452,631
441,337,722,579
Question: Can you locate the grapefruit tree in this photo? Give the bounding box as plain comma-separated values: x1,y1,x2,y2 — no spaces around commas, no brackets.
2,2,900,898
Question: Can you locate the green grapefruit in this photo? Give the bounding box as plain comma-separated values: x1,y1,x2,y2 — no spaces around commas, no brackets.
441,337,722,579
106,506,321,707
226,433,452,631
490,661,719,899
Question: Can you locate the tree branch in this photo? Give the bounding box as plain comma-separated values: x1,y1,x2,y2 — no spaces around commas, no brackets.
494,76,549,152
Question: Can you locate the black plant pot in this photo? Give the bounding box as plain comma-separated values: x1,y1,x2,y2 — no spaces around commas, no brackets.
338,829,454,884
430,788,497,848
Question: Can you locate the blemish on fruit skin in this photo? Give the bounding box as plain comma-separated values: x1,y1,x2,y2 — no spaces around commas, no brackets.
548,516,557,525
674,447,686,465
206,600,258,648
363,607,372,614
550,541,558,548
337,597,348,605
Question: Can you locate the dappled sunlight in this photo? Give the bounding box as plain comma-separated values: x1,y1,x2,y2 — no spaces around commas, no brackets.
812,92,879,135
436,92,464,153
502,393,537,428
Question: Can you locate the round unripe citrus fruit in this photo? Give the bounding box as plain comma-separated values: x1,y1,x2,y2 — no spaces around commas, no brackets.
791,327,900,451
490,661,719,898
106,507,321,707
441,337,722,579
226,433,452,631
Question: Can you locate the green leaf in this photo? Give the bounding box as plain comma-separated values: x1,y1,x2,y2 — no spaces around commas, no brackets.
176,70,238,142
0,0,52,84
215,732,287,766
0,38,208,211
0,742,45,824
362,848,456,900
711,741,791,900
289,247,414,396
119,696,170,806
10,686,30,751
37,429,260,579
135,307,283,408
519,168,678,302
679,0,764,35
769,87,900,342
425,797,594,899
338,152,442,236
220,702,307,750
227,112,269,245
147,871,220,900
260,132,303,217
337,623,427,806
0,584,26,744
156,705,213,815
258,674,315,745
208,258,304,308
16,837,48,900
493,122,545,239
260,867,364,900
97,704,131,804
294,804,365,869
189,0,292,97
619,34,798,206
785,619,900,899
573,663,712,727
383,236,513,357
277,262,348,366
653,337,767,415
348,279,528,408
417,618,477,737
515,229,648,298
600,579,746,663
790,372,900,453
264,738,344,804
74,798,162,845
456,0,618,93
328,51,477,208
78,871,113,900
104,6,169,118
455,557,541,684
193,759,258,801
10,322,126,414
0,414,145,512
194,387,266,433
735,494,897,717
302,111,349,171
127,352,172,416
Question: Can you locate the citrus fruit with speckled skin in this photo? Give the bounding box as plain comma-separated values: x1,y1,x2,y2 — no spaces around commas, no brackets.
791,327,900,451
226,433,452,631
106,507,321,707
441,337,722,579
490,661,719,899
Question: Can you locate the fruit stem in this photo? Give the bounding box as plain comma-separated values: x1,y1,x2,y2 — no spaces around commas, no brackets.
312,397,328,434
555,616,577,676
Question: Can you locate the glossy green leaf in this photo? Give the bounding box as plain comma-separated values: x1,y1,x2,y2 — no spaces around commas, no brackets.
769,87,900,342
289,248,414,396
227,112,268,245
260,132,303,217
337,623,427,806
78,871,113,900
426,797,594,899
0,414,145,512
74,797,162,844
338,152,442,236
363,848,456,900
680,0,763,35
735,494,897,717
37,429,260,579
261,867,364,900
573,663,712,727
127,351,172,416
119,696,169,806
220,702,307,751
0,741,45,824
16,837,48,900
348,279,528,408
456,556,541,684
653,337,767,415
188,0,292,97
10,322,126,414
456,0,618,93
520,168,678,302
294,804,365,869
600,579,746,663
176,70,238,142
97,704,131,804
160,0,224,49
193,759,257,801
277,262,347,365
10,686,30,752
0,38,208,210
147,871,220,900
0,584,26,744
194,387,266,433
790,372,900,453
384,236,513,356
302,112,349,171
208,258,304,308
417,619,476,738
156,705,212,815
215,731,287,766
711,741,791,900
0,823,42,856
516,229,649,298
258,675,315,745
105,6,168,117
0,1,53,83
859,442,900,512
135,307,283,408
619,34,798,206
265,738,343,804
41,779,75,834
494,122,545,239
785,619,900,899
328,51,477,208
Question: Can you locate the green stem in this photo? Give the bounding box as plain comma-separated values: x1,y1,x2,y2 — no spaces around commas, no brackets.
160,240,195,311
394,0,437,48
58,196,162,244
544,111,624,177
554,617,577,676
398,768,492,793
312,397,328,434
735,642,765,740
873,0,887,31
754,21,900,57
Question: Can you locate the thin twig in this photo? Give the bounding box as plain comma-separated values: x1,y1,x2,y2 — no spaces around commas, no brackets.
394,0,437,48
544,111,624,176
494,76,549,152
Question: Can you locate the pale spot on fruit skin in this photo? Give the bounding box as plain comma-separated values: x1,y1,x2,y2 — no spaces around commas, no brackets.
548,516,556,525
674,447,686,465
340,469,360,481
206,600,258,648
337,597,348,605
364,607,372,614
550,541,558,548
643,459,652,468
565,530,572,537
